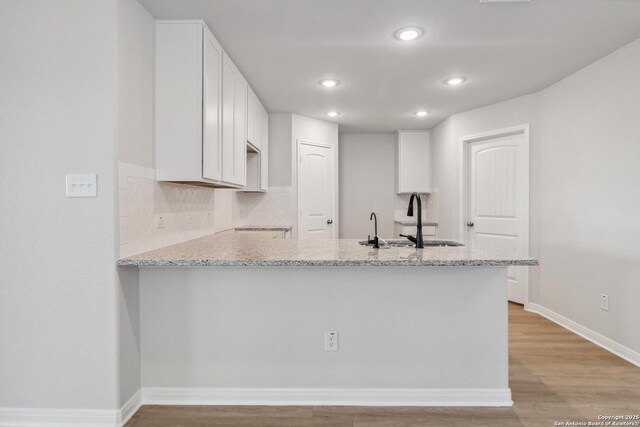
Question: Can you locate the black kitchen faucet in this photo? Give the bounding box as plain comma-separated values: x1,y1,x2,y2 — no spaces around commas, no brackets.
400,192,424,248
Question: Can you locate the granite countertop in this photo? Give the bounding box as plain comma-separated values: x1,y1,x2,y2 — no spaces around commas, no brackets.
118,234,538,267
234,225,292,232
395,219,438,226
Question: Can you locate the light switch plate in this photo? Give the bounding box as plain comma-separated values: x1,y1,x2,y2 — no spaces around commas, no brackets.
66,174,97,197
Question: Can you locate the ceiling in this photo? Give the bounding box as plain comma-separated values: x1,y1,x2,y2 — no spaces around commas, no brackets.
139,0,640,133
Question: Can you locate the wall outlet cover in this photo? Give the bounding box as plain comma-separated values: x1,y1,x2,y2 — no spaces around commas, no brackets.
324,330,338,352
155,215,165,229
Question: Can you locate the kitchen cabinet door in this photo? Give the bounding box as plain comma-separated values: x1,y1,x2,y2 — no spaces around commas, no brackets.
202,27,222,181
234,72,247,186
156,21,242,188
260,106,269,191
396,130,431,194
222,53,247,186
247,87,260,149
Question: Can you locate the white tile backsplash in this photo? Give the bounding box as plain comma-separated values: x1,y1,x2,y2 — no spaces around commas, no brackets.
236,186,297,237
394,191,438,224
118,162,245,257
237,187,297,231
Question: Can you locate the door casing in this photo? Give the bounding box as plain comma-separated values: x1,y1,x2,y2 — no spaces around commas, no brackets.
296,139,338,239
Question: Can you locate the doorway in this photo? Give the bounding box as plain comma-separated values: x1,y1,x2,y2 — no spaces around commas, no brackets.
297,140,336,239
461,125,530,305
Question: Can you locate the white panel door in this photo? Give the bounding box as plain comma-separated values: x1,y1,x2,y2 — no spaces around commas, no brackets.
298,142,335,239
467,132,529,303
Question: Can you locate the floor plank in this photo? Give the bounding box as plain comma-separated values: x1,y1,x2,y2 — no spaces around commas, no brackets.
125,303,640,426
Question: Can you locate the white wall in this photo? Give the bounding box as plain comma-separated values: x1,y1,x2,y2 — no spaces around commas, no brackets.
116,0,155,409
430,117,455,238
430,93,541,241
431,37,640,358
118,0,155,169
339,134,396,239
267,113,293,187
244,113,339,237
536,38,640,356
0,0,119,410
293,114,339,150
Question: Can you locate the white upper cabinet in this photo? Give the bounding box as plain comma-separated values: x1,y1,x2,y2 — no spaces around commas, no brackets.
242,104,269,193
156,21,229,186
247,87,261,150
396,130,431,194
155,20,266,190
222,53,247,186
232,59,247,186
203,27,223,181
260,106,269,191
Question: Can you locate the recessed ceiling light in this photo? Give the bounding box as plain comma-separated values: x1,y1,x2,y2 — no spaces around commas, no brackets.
414,111,429,117
326,111,340,118
319,79,340,88
395,27,423,41
444,76,467,86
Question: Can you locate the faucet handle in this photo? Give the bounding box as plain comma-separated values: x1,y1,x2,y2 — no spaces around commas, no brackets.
400,234,418,244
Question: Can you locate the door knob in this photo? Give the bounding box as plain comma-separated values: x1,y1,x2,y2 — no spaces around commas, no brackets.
327,219,333,224
467,221,474,227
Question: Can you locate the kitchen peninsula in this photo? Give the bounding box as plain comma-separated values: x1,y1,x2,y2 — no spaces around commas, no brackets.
119,234,537,407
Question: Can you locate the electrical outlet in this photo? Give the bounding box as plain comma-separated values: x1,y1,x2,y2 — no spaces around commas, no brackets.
600,294,609,311
154,215,165,229
206,212,213,223
185,214,193,225
324,330,338,352
373,205,380,213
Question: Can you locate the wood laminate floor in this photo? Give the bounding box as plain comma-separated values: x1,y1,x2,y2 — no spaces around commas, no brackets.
125,303,640,426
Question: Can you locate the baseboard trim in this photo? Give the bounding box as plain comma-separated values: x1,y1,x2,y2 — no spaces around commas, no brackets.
0,390,143,427
141,387,513,407
527,303,640,368
118,389,142,426
0,408,119,427
0,387,511,426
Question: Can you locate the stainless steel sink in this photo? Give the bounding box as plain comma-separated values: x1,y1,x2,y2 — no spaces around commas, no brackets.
359,239,463,248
